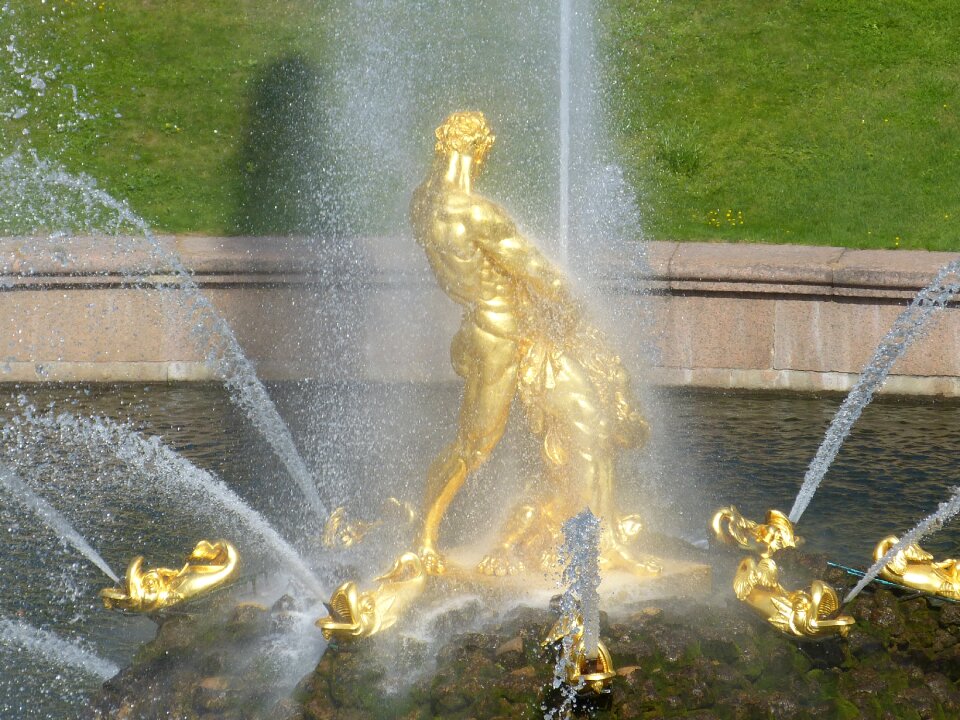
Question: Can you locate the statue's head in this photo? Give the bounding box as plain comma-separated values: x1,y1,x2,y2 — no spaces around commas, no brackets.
435,111,495,167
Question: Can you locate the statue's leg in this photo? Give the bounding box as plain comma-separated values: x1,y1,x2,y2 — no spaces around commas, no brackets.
478,503,538,576
418,326,517,573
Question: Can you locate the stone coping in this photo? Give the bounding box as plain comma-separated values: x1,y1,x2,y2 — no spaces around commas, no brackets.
0,235,318,277
642,242,959,298
1,236,956,296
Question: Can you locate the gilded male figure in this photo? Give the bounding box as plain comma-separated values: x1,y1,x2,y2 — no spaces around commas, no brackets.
410,111,656,577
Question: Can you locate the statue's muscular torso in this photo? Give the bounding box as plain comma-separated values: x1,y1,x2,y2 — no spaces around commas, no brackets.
411,176,544,343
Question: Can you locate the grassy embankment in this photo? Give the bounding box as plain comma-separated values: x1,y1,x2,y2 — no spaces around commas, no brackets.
605,0,960,250
4,1,960,250
0,0,329,234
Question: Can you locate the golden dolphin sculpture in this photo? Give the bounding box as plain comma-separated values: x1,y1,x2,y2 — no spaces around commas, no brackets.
543,613,616,696
711,506,798,558
733,557,854,639
315,552,425,640
874,535,960,600
100,540,238,613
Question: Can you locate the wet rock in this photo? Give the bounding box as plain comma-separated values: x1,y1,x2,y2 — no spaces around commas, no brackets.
272,594,299,613
925,671,960,710
192,675,229,713
154,615,198,652
737,638,765,680
700,635,739,664
678,673,712,709
897,684,939,720
494,635,522,657
843,666,888,697
227,601,269,639
267,698,305,720
765,691,800,719
844,626,884,658
868,590,906,633
430,684,470,714
939,601,960,626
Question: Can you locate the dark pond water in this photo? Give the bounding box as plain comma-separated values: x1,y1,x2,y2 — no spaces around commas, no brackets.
1,382,960,718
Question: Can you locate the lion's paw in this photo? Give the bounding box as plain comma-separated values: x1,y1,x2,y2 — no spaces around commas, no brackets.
418,546,447,575
477,552,524,577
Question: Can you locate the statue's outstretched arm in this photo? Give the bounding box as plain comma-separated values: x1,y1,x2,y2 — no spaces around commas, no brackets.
473,205,577,309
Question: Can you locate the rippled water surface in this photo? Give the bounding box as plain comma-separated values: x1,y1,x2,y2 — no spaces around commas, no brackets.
651,388,960,562
2,383,960,717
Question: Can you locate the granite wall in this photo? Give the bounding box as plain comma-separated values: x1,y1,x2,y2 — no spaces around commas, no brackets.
0,236,957,395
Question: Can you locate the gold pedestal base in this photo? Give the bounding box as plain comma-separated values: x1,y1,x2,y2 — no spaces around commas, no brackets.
317,546,711,641
439,547,711,605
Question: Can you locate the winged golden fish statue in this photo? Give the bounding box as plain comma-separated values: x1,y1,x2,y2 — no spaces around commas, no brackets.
100,540,238,613
711,506,799,558
733,557,854,639
874,535,960,600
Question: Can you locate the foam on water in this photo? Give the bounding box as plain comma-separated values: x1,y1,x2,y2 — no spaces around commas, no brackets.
0,617,118,680
789,258,960,524
0,464,119,583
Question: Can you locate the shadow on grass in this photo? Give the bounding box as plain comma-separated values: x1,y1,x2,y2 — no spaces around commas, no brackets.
233,54,342,239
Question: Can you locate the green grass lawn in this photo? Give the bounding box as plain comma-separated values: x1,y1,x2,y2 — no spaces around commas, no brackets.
605,0,960,250
0,0,329,234
3,1,960,249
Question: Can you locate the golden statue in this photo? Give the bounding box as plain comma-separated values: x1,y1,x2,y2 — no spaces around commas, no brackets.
316,552,425,640
100,540,238,613
317,110,664,642
873,535,960,600
733,557,854,639
711,506,798,558
543,613,616,696
410,110,656,578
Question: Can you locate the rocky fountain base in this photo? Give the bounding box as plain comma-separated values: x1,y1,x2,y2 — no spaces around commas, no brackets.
86,541,960,720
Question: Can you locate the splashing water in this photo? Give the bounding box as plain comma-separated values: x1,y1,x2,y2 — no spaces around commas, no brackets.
549,509,602,713
8,406,326,598
0,464,119,583
559,510,602,658
558,0,572,262
0,617,118,680
844,487,960,603
0,150,325,523
545,510,603,718
789,258,960,524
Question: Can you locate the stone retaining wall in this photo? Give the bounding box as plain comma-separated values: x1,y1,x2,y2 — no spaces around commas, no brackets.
640,242,960,396
0,235,957,395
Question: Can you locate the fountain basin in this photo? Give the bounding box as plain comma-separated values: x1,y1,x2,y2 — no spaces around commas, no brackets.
86,551,960,720
3,383,960,716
